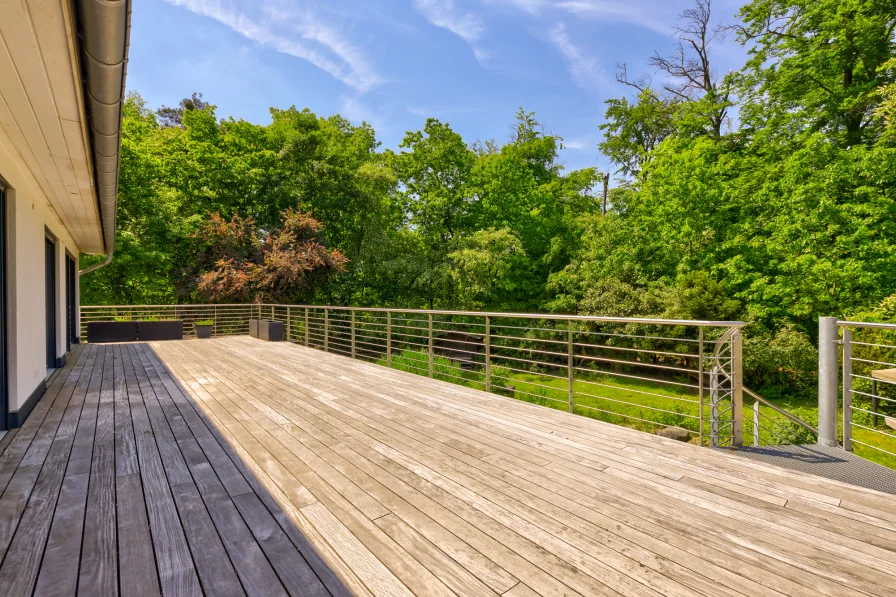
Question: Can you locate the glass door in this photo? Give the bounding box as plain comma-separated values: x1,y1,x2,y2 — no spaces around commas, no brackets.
66,255,76,349
0,189,6,429
46,237,56,370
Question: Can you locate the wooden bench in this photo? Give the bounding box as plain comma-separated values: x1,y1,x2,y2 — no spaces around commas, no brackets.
870,368,896,429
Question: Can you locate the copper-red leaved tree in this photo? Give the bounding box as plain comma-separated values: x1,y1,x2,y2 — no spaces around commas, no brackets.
193,209,346,303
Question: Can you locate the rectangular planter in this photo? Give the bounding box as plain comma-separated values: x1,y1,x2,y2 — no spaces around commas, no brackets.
138,320,184,341
87,321,137,343
249,319,260,338
258,320,284,342
195,324,213,339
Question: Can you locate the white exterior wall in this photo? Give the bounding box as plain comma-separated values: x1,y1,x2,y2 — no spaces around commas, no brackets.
1,131,81,414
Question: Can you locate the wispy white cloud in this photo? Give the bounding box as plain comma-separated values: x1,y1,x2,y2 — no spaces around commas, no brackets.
563,137,589,150
482,0,546,14
413,0,491,65
339,94,392,134
413,0,485,43
557,1,670,35
488,0,671,35
548,23,605,90
163,0,381,92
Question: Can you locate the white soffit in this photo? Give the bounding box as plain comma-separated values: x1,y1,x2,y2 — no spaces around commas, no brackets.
0,0,104,254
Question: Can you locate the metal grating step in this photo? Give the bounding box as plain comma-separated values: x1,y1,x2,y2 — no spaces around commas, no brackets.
722,444,896,495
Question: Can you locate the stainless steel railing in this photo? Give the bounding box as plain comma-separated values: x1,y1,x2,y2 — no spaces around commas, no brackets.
744,388,818,447
839,320,896,464
80,304,748,447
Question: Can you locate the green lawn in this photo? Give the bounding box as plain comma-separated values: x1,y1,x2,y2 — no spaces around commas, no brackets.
374,347,896,470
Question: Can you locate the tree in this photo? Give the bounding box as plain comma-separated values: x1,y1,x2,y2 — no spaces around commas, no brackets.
617,0,733,138
599,89,677,177
157,92,209,128
737,0,896,147
391,119,477,308
193,209,347,303
448,228,531,310
875,58,896,142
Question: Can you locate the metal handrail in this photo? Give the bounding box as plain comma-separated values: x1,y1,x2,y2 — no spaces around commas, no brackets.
837,320,896,330
266,304,745,328
837,320,896,460
81,303,748,447
744,387,818,437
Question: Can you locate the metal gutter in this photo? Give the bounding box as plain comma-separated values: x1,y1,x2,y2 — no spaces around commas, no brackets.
75,0,131,275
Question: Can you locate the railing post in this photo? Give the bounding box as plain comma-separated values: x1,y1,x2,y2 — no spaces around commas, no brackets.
698,327,704,446
428,314,434,378
818,317,839,447
271,305,274,320
732,330,743,447
214,305,218,337
304,307,309,346
386,312,392,367
484,316,491,393
842,327,853,451
351,311,356,359
753,400,760,447
324,309,329,352
287,306,292,342
567,320,574,414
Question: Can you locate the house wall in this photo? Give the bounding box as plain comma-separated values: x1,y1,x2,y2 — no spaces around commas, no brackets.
1,127,83,424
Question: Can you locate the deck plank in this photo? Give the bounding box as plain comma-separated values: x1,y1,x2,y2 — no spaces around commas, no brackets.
0,346,94,596
180,336,885,594
240,344,896,596
135,345,354,597
115,345,161,597
120,345,204,597
3,336,896,597
0,345,86,496
78,345,119,596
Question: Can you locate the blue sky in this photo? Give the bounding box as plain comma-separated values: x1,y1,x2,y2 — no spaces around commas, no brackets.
127,0,748,173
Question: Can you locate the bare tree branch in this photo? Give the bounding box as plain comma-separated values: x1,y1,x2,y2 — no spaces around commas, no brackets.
645,0,730,137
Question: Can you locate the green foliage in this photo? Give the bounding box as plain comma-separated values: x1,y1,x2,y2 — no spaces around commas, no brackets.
743,324,818,398
600,89,677,176
81,0,896,418
195,320,215,326
737,0,896,147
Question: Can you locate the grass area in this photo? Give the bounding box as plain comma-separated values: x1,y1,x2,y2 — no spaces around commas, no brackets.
374,347,896,469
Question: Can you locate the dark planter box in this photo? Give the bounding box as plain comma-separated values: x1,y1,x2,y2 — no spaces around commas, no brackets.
195,324,213,339
258,320,284,342
138,320,184,341
249,319,260,338
87,321,137,343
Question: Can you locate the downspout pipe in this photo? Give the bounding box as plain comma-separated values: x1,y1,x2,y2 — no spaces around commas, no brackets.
75,0,131,275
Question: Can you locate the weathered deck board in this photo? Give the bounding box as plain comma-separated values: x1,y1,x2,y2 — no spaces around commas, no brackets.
1,336,895,596
0,342,340,597
159,336,896,597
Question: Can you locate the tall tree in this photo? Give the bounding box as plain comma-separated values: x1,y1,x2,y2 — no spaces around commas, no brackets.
617,0,733,138
737,0,896,146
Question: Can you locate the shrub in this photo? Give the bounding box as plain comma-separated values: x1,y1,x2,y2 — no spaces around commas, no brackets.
743,323,817,400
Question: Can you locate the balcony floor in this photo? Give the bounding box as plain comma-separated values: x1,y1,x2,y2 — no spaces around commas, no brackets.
0,337,895,596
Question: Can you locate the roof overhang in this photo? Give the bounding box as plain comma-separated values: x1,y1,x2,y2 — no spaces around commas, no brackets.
0,0,129,263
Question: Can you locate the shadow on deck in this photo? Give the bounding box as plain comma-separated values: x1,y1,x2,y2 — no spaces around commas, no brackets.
728,444,896,495
0,342,349,597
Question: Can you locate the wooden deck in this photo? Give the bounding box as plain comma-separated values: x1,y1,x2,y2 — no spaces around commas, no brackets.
1,338,895,596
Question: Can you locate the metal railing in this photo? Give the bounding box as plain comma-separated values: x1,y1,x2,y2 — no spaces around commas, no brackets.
81,304,748,447
839,320,896,463
744,388,818,447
